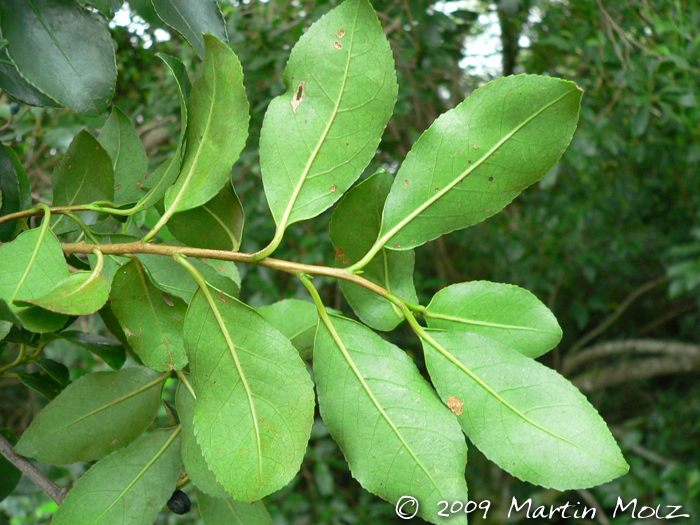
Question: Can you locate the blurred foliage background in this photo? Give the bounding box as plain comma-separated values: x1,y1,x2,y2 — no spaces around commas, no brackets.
1,0,699,523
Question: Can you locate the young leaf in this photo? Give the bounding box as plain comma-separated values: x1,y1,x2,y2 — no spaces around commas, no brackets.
256,299,320,360
59,330,126,370
0,228,69,333
199,493,273,525
52,428,182,525
16,270,110,316
422,330,629,490
376,75,582,253
98,107,148,205
14,366,165,464
0,49,61,108
314,315,469,525
0,0,116,116
259,0,397,233
137,54,190,209
425,281,562,358
175,381,230,499
165,181,245,251
184,290,315,502
164,35,249,215
139,254,239,302
0,429,21,503
51,130,114,233
110,259,188,372
152,0,227,58
329,169,417,331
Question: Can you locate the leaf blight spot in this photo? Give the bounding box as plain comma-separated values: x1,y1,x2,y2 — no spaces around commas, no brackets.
447,395,464,415
291,81,307,115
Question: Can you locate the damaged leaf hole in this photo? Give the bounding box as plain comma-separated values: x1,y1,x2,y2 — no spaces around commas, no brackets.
330,184,336,193
447,395,464,415
337,28,346,39
291,80,306,115
334,41,343,50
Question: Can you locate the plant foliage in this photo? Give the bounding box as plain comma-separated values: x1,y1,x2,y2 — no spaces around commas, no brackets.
0,0,630,523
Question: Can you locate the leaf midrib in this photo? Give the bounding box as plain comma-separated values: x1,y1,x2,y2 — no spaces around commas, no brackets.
276,0,361,229
426,311,556,334
377,89,575,247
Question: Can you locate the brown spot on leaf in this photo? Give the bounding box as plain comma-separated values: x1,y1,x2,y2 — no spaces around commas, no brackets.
68,164,72,169
162,292,174,306
115,184,121,190
337,28,346,39
135,181,141,186
95,146,100,151
334,41,343,50
393,242,401,248
435,187,439,193
291,81,306,115
472,144,479,150
404,180,409,186
488,177,493,181
330,184,336,192
334,246,346,262
218,295,229,304
447,395,464,415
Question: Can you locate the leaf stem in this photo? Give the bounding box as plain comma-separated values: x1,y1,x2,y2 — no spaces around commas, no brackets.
0,344,26,375
176,369,196,400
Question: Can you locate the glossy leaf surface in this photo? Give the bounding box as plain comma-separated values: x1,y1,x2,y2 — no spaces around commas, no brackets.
0,145,21,242
175,381,229,499
17,371,64,400
59,330,126,370
98,107,148,205
0,49,61,107
152,0,227,58
259,0,397,229
52,428,182,525
256,299,320,360
184,290,314,502
379,75,582,251
166,181,244,251
17,270,110,315
330,170,417,331
199,493,273,525
0,0,116,116
15,367,164,464
0,429,21,502
426,281,562,358
422,330,629,489
165,35,249,214
314,315,469,524
111,259,188,371
0,228,69,332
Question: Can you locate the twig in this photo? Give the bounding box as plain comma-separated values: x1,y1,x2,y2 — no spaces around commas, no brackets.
568,277,667,356
0,433,69,505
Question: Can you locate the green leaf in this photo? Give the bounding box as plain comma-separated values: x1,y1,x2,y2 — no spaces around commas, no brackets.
166,181,244,250
184,289,315,502
203,258,241,290
98,107,148,206
260,0,397,231
60,330,126,370
84,0,122,17
110,259,188,371
139,254,239,302
16,270,110,316
15,366,165,464
378,75,582,251
17,371,64,400
0,49,61,108
152,0,227,58
137,54,190,209
52,428,182,525
0,145,22,241
422,330,629,490
0,321,10,341
0,228,70,333
164,35,249,214
314,314,469,525
35,358,70,386
0,429,21,503
199,493,273,525
175,381,229,499
329,169,417,331
425,281,562,358
0,0,116,116
256,299,320,360
51,130,114,233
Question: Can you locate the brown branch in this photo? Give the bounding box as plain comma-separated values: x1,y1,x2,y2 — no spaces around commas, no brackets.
0,433,69,505
568,277,668,356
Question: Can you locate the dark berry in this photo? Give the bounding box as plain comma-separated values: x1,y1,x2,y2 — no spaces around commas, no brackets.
166,489,190,515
